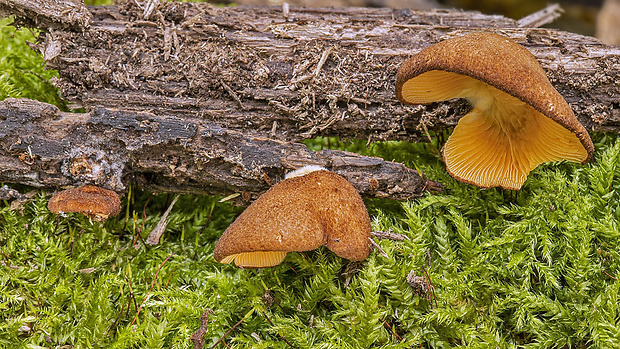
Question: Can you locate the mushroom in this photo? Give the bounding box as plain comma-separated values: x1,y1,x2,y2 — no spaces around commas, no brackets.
213,166,371,268
396,32,594,190
48,185,121,222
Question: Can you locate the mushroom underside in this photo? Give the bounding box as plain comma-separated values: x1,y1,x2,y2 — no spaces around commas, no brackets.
219,251,288,268
402,70,588,190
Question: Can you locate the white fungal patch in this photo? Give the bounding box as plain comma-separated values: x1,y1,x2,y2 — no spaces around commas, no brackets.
285,165,327,179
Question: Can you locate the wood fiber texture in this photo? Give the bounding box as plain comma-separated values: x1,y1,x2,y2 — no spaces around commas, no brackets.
35,1,620,141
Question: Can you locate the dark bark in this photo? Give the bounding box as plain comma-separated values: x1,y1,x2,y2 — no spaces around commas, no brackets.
0,98,438,200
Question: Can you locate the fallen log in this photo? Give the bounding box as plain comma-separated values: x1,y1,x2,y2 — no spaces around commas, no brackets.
0,98,438,200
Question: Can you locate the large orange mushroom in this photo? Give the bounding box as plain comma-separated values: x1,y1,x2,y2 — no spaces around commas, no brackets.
396,32,594,190
213,166,371,268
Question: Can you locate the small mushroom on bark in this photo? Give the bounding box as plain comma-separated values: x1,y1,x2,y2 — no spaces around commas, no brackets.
213,166,372,268
396,32,594,190
48,185,121,221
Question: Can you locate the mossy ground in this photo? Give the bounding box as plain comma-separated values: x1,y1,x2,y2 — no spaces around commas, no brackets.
1,15,620,349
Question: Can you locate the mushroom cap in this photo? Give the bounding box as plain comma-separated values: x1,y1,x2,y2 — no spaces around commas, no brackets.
213,169,371,268
48,185,121,221
395,32,594,190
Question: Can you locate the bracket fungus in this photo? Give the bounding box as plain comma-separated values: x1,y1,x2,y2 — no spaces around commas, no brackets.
396,32,594,190
48,185,121,222
213,166,372,268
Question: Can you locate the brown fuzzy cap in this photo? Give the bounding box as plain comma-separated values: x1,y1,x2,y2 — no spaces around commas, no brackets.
213,170,371,268
395,32,593,163
48,185,121,221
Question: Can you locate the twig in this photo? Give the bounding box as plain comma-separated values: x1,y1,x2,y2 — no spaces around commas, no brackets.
368,237,388,258
218,193,240,203
371,229,410,241
312,47,332,77
282,3,289,20
603,270,617,280
219,79,246,110
517,4,563,28
210,309,254,349
382,318,402,341
290,46,333,85
130,253,176,326
143,0,159,20
261,310,295,348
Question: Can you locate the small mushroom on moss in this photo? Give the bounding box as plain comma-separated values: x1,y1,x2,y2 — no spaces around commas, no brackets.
213,166,371,268
48,185,121,222
396,32,594,190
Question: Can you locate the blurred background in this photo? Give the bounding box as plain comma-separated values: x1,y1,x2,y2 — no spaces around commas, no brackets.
197,0,619,44
85,0,620,43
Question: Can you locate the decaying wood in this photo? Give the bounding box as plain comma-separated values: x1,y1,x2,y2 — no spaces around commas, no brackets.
0,1,617,199
0,98,438,200
0,0,91,30
19,1,619,143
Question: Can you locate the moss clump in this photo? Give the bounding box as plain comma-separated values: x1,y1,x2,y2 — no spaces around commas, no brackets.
1,14,619,349
1,135,619,348
0,18,64,108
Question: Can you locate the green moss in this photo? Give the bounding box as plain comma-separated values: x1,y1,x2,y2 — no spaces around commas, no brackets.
0,18,65,108
2,136,620,348
1,12,619,349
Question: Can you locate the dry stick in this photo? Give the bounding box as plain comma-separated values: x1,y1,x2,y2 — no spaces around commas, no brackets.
603,270,618,280
290,46,332,84
381,318,402,341
219,79,246,110
368,237,388,258
517,3,563,28
371,229,410,241
421,267,438,308
130,253,176,326
261,310,295,348
210,309,254,349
